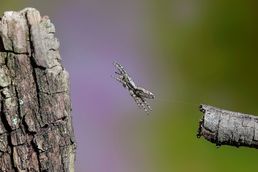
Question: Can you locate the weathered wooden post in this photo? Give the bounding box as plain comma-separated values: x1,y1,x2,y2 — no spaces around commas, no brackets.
0,8,76,171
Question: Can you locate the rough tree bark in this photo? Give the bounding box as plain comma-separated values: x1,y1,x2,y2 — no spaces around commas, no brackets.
0,8,76,171
197,104,258,149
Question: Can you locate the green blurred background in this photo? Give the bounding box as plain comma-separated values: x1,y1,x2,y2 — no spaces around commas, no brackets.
1,0,258,172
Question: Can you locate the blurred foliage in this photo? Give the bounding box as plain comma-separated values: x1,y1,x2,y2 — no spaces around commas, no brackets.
0,1,23,14
151,0,258,110
140,0,258,171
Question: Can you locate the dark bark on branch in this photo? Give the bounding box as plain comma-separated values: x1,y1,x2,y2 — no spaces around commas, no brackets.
0,8,76,171
197,104,258,149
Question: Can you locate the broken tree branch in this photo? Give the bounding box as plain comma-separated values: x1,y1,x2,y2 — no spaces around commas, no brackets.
0,8,76,171
197,104,258,149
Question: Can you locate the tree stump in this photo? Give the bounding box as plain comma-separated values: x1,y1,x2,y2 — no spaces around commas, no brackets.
0,8,76,171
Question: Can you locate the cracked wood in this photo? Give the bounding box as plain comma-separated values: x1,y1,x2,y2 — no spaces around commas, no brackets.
197,104,258,149
0,8,75,171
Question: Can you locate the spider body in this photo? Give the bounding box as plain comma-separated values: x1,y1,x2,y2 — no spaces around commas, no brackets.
113,61,154,113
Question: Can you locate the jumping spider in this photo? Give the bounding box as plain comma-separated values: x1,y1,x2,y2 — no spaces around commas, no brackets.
113,61,155,113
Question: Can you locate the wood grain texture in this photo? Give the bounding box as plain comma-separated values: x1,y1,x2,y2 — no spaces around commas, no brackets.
0,8,75,171
198,104,258,149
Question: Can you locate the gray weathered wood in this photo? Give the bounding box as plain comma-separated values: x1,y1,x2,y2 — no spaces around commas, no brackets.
0,8,76,171
197,104,258,149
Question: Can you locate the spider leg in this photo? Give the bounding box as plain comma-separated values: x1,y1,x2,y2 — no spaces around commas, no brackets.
140,97,152,111
129,90,143,108
115,71,122,75
113,61,126,75
138,98,150,113
137,98,148,112
111,75,127,88
129,90,150,113
140,102,149,113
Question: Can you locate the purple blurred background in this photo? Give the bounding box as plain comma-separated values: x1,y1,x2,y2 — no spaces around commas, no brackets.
56,1,160,171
